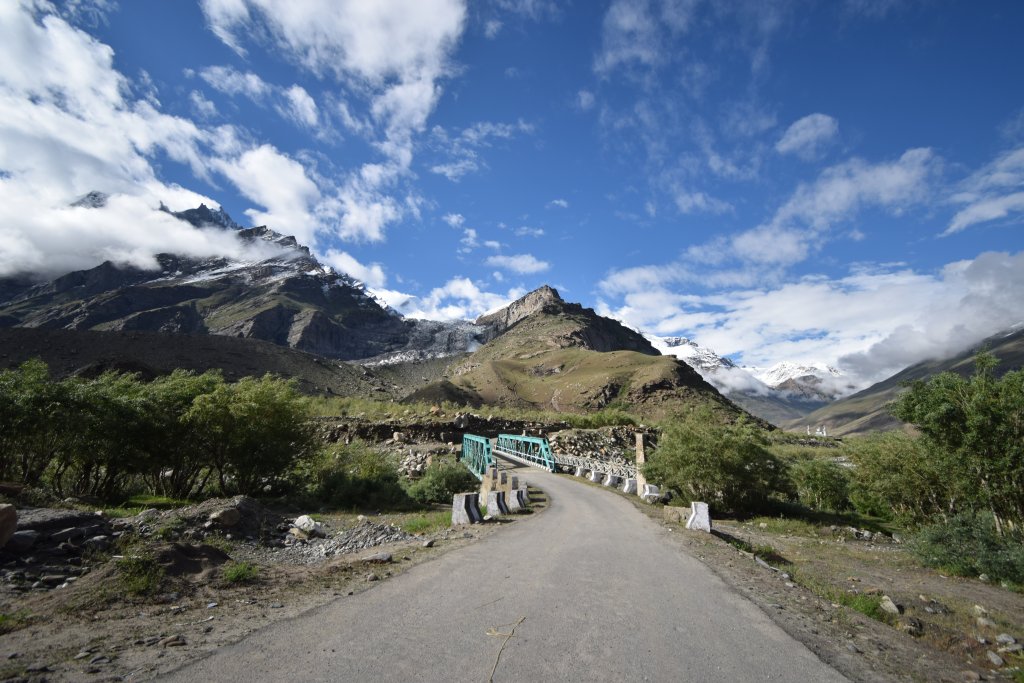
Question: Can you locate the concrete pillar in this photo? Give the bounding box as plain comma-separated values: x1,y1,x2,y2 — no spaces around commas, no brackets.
574,466,586,477
641,483,661,504
621,478,637,494
587,470,603,483
515,487,530,509
487,490,510,516
451,493,483,525
686,501,712,532
635,432,648,496
506,490,523,513
602,473,620,487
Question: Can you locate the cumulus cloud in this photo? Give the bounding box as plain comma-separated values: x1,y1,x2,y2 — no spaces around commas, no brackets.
200,0,468,241
486,253,550,274
775,113,838,160
598,251,1024,389
673,190,732,215
515,226,545,237
377,277,525,320
546,198,569,209
321,249,386,288
577,90,595,111
211,144,322,245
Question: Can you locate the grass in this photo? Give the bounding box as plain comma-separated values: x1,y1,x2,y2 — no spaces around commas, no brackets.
787,567,896,625
222,561,260,584
399,510,451,534
0,611,29,635
125,494,194,509
116,555,165,596
306,393,640,428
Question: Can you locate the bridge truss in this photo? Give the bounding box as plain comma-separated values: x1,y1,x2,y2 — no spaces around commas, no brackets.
460,433,494,480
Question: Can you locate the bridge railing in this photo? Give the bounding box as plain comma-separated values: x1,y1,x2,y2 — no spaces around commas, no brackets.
556,454,637,479
493,434,557,472
460,433,493,480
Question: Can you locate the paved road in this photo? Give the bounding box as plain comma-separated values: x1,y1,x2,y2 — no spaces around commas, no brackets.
162,463,846,682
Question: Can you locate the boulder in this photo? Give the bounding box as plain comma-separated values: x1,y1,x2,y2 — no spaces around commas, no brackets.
0,504,17,548
209,507,241,527
293,515,325,538
662,506,688,524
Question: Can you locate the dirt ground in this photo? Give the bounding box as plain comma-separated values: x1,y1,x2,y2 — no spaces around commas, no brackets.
3,480,1022,683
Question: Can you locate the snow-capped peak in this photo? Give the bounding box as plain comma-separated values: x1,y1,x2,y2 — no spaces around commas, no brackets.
645,335,736,371
750,361,843,388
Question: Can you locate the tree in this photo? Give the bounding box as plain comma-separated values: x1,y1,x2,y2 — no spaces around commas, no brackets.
791,459,850,511
186,375,316,495
845,432,950,522
644,409,792,514
0,360,73,486
890,353,1024,534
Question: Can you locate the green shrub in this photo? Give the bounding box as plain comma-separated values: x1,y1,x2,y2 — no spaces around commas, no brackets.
644,408,792,514
406,461,479,505
222,561,260,584
791,459,850,511
299,441,412,510
912,511,1024,583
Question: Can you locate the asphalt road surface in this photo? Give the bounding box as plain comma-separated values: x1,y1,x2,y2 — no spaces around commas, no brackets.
162,462,847,682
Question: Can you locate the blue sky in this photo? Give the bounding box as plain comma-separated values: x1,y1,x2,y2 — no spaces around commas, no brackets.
1,0,1023,387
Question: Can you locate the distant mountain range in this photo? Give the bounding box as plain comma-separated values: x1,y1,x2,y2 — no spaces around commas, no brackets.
647,335,855,425
786,325,1024,436
3,198,1019,432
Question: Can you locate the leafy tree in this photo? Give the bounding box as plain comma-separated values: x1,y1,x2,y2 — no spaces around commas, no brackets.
644,409,792,514
140,370,224,498
0,360,73,486
297,440,411,510
845,432,952,523
791,459,850,511
49,371,151,500
890,353,1024,534
186,375,316,495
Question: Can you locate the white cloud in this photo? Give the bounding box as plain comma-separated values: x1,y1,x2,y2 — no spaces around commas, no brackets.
515,226,545,237
200,0,468,242
486,253,550,274
442,213,465,228
484,19,502,38
189,90,218,118
776,113,838,160
211,144,322,245
321,249,386,288
577,90,595,111
279,84,319,129
944,146,1024,235
198,65,271,100
594,0,664,75
377,277,525,320
599,252,1024,389
0,2,290,276
547,198,569,209
429,119,534,182
673,190,732,215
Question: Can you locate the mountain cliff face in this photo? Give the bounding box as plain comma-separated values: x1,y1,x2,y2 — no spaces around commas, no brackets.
0,204,420,360
476,286,659,355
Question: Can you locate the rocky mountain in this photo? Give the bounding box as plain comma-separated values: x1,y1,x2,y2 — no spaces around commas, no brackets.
440,287,754,421
0,202,482,363
787,325,1024,436
647,335,841,426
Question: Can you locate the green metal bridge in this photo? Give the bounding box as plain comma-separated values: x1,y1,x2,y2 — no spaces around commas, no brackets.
460,432,637,479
